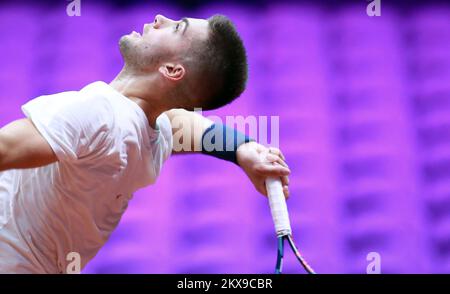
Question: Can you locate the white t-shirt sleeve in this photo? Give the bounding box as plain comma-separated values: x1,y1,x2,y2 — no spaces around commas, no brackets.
21,92,113,163
156,113,173,162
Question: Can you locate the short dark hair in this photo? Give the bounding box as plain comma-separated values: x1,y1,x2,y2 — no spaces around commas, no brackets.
187,15,248,110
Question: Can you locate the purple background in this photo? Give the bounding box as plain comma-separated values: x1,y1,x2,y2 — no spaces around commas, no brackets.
0,1,449,273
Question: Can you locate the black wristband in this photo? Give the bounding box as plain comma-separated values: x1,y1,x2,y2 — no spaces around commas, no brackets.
201,123,254,165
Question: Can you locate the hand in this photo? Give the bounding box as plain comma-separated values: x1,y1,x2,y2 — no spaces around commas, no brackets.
236,141,290,199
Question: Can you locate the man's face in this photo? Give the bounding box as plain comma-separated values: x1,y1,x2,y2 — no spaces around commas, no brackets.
119,14,209,71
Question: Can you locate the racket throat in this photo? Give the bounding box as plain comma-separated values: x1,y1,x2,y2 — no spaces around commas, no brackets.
275,236,285,274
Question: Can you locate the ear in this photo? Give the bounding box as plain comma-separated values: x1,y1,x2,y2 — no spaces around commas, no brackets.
158,63,185,81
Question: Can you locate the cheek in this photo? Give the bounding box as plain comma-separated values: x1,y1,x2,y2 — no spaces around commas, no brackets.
133,40,168,67
150,38,180,58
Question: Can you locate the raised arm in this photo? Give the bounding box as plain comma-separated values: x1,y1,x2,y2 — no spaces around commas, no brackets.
164,108,213,154
0,118,57,172
164,109,291,198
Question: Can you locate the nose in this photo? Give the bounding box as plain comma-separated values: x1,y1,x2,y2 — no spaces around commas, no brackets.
153,14,173,29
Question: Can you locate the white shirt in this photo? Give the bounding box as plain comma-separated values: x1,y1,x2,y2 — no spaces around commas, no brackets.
0,81,173,273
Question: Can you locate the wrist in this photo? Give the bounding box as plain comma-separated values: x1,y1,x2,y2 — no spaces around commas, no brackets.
201,123,254,165
236,141,257,167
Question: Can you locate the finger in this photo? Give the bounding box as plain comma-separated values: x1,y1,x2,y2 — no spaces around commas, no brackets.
283,185,290,199
269,147,286,161
279,150,286,161
256,163,290,176
265,153,282,165
265,154,289,170
275,157,289,169
281,175,289,187
258,181,268,197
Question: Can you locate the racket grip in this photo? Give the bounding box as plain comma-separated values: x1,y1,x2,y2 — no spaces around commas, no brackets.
265,177,292,237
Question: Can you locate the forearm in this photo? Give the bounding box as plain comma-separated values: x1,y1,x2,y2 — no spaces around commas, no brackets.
201,123,254,164
165,108,213,153
165,109,253,164
164,109,290,198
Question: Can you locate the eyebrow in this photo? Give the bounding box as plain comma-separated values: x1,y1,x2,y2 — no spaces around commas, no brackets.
180,17,189,35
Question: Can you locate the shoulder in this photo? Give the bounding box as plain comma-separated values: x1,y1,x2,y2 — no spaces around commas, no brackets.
155,113,173,161
156,113,172,137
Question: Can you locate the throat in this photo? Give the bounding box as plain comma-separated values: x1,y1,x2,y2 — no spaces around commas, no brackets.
128,97,162,129
109,71,166,129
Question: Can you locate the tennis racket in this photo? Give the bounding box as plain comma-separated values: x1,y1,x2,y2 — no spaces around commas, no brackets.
265,177,316,274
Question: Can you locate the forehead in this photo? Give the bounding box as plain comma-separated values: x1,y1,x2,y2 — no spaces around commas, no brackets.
185,17,209,41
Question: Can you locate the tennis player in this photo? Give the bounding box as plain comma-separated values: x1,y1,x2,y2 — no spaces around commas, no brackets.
0,14,290,273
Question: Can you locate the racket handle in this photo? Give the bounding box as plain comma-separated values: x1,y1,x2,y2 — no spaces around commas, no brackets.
265,177,292,237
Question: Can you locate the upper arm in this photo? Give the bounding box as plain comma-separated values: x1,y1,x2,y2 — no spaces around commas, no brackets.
0,118,57,171
164,109,213,153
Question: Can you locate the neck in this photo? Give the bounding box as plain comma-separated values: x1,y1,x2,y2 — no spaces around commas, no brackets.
109,67,167,128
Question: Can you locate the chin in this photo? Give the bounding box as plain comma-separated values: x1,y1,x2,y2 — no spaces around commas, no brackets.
119,35,133,49
118,35,135,58
119,34,130,44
